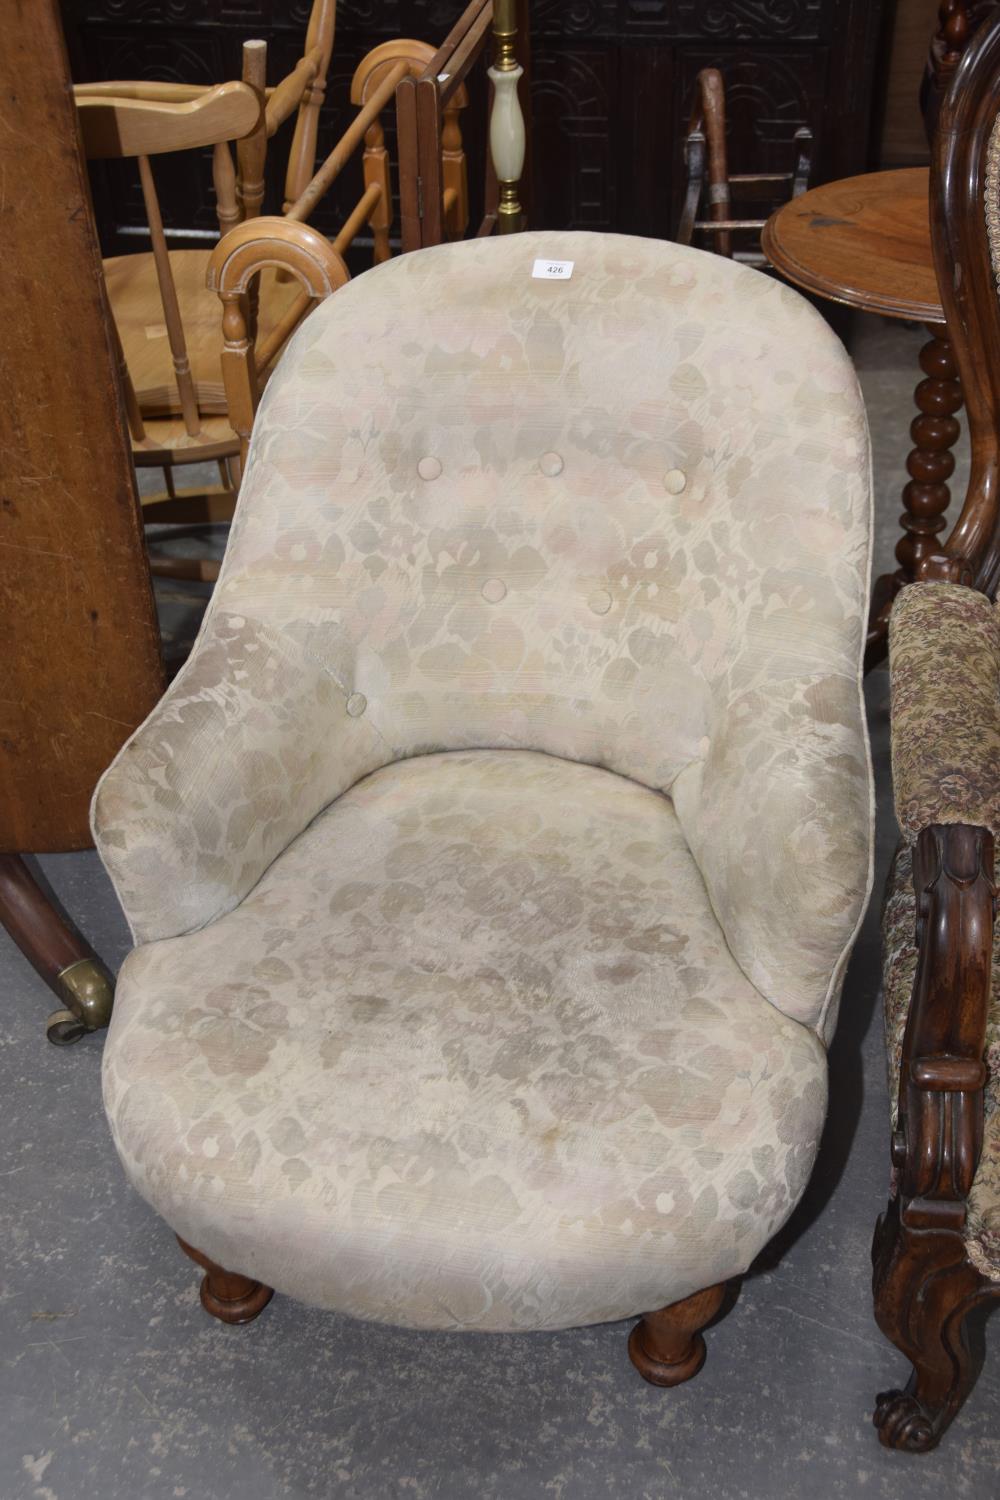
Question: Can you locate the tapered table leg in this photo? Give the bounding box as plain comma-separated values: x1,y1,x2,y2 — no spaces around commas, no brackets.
0,853,115,1044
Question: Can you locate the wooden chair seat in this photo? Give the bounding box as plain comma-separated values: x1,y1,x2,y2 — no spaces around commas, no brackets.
131,409,240,466
104,250,305,419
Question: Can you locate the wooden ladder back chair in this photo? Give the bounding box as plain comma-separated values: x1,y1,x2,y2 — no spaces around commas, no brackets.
677,67,812,266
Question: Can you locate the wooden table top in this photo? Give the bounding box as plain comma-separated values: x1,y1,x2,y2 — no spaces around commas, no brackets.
762,167,943,324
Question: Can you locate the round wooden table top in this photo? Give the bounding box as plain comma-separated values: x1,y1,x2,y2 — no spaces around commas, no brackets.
762,167,943,324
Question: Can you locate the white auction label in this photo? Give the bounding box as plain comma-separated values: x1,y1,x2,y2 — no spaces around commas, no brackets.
532,258,574,280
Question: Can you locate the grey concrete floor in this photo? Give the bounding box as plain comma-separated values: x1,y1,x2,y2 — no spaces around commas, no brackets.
3,315,998,1500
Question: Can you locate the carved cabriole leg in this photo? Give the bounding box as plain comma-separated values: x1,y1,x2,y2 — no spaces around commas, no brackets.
871,1200,990,1451
628,1282,727,1387
872,824,997,1449
177,1237,274,1324
865,325,964,672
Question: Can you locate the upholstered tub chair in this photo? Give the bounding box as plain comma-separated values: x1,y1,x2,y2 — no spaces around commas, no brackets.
873,582,1000,1451
92,230,873,1389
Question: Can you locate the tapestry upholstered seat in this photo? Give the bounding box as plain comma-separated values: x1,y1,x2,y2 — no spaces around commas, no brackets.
93,230,873,1384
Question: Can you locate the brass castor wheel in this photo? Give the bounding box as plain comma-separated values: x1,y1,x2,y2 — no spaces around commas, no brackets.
46,1008,88,1046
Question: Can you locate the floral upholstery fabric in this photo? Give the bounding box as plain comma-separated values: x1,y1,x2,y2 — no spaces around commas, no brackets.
93,231,874,1331
104,750,829,1331
882,842,1000,1281
94,231,873,1036
889,582,1000,839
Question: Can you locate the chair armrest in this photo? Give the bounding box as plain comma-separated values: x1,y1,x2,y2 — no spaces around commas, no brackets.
893,823,995,1225
671,669,872,1040
91,611,389,946
889,582,1000,839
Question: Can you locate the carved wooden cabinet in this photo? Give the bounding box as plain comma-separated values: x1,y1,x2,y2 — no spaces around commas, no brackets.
62,0,887,250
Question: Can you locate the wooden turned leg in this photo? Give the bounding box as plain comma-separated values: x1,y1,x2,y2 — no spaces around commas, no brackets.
865,324,964,673
0,852,115,1043
177,1237,274,1324
628,1282,727,1388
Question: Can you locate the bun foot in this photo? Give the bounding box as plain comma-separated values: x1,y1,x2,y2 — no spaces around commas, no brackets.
176,1236,274,1325
628,1321,708,1386
628,1282,727,1389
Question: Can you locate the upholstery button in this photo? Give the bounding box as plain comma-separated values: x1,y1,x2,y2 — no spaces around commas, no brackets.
346,692,367,717
664,468,687,494
540,451,564,477
482,578,507,603
417,456,442,481
588,589,612,616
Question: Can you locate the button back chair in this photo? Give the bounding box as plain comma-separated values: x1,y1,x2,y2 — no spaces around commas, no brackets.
92,230,873,1387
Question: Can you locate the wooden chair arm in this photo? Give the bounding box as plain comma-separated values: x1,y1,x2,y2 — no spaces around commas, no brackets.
77,80,262,159
895,823,996,1226
889,582,1000,840
206,217,349,466
74,80,212,103
206,215,349,301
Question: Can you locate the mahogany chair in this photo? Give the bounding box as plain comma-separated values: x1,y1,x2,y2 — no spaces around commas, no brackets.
871,14,1000,1451
91,227,872,1393
676,66,812,266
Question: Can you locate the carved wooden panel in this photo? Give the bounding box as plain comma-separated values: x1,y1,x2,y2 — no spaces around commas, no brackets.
61,0,888,248
669,1,824,40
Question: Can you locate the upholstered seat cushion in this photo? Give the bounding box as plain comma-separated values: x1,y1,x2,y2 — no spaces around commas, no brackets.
882,842,1000,1281
104,749,827,1333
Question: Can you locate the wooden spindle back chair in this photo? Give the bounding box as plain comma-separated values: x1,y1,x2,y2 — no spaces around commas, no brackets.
73,31,415,577
76,81,270,545
677,67,812,266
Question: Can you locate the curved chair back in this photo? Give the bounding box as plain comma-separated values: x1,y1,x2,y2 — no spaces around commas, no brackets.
925,11,1000,592
200,230,871,1033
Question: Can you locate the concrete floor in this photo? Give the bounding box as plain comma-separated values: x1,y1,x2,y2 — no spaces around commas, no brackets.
3,315,998,1500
